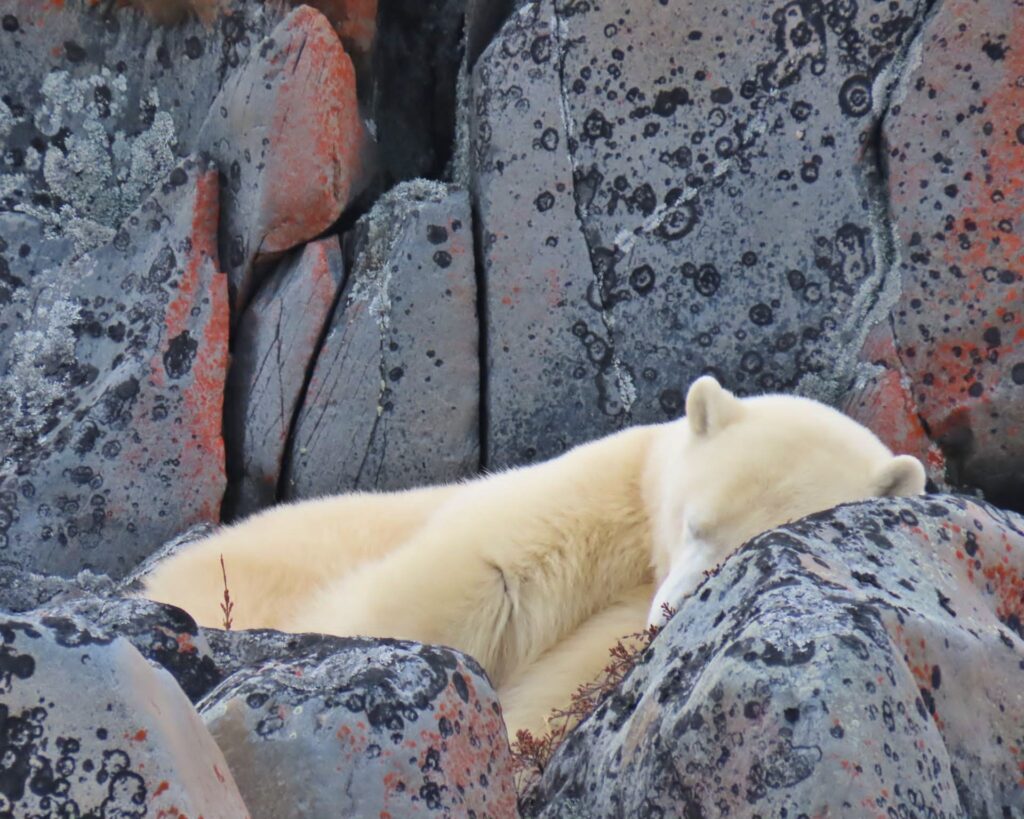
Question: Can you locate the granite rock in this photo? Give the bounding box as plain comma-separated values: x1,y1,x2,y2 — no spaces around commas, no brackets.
0,612,249,817
224,238,346,520
200,636,518,818
885,0,1024,512
471,0,933,468
0,155,228,578
522,495,1024,817
285,181,479,497
37,596,222,702
198,4,368,312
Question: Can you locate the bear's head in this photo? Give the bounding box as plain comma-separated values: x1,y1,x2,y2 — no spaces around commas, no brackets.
646,376,926,625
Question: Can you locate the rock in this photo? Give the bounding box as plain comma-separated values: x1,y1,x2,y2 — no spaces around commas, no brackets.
223,238,346,520
198,4,369,311
0,0,290,259
119,522,220,592
522,495,1024,817
0,155,229,578
885,0,1024,512
471,0,934,468
203,627,379,680
284,181,479,497
842,321,947,488
0,565,116,614
199,637,518,818
37,596,222,702
0,612,249,817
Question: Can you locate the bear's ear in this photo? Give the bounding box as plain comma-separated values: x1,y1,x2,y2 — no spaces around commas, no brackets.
686,376,743,438
874,455,927,497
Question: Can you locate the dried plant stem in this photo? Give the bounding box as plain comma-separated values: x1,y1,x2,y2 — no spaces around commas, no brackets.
219,553,235,631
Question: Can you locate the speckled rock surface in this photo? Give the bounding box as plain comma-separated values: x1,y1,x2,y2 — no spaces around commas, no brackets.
285,181,479,497
224,237,346,520
0,155,228,578
0,565,115,614
200,637,518,818
0,612,249,817
197,5,367,311
0,0,287,258
471,0,932,468
522,495,1024,817
37,596,222,702
885,0,1024,512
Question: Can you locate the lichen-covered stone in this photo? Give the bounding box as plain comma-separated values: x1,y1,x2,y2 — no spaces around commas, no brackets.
0,0,289,258
38,596,222,702
0,565,115,614
522,496,1024,817
198,4,368,310
224,238,346,520
471,0,933,468
885,0,1024,511
0,612,249,817
200,637,518,818
0,155,228,577
285,181,479,497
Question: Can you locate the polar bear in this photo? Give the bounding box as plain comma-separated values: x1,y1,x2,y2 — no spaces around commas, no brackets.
143,376,925,737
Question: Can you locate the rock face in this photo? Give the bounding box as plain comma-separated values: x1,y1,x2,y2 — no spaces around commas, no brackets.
0,612,249,817
37,596,223,702
0,0,289,258
200,637,518,819
523,495,1024,817
198,4,367,311
885,0,1024,511
224,238,346,520
285,181,479,497
0,155,228,577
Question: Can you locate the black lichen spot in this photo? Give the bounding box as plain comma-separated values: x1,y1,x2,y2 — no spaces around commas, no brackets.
185,36,205,59
838,74,872,117
936,589,957,618
582,110,613,142
1,15,18,32
710,86,733,104
655,204,696,240
535,191,555,212
652,87,690,117
629,265,655,295
163,331,198,380
452,671,469,703
432,251,452,269
749,303,774,326
982,40,1006,61
426,225,448,245
1012,362,1024,385
659,388,683,416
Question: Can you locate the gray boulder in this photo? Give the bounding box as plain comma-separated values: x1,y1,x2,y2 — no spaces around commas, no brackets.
0,612,249,817
885,0,1024,511
224,237,346,520
285,180,479,497
522,495,1024,817
471,0,933,468
200,637,518,818
0,155,229,577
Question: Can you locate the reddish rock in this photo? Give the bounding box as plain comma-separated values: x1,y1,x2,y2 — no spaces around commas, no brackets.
0,156,229,577
886,0,1024,509
844,322,947,486
199,4,368,311
224,238,346,520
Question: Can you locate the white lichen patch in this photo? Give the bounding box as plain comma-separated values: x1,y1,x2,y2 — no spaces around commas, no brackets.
7,68,180,257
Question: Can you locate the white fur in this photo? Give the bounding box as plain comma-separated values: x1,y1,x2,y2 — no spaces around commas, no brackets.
143,376,925,737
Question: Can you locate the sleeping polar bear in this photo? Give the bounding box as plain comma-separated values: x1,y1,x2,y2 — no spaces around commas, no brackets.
144,376,926,737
